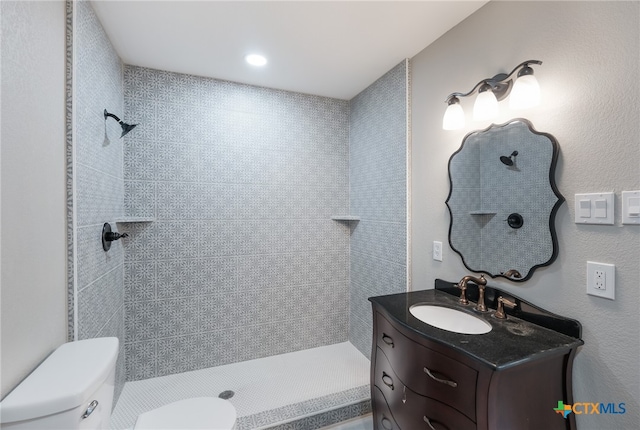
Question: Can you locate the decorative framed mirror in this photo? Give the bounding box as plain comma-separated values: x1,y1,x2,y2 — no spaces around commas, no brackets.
445,118,564,281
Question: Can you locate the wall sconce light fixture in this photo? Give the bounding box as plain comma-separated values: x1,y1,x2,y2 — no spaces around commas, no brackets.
442,60,542,130
104,109,138,138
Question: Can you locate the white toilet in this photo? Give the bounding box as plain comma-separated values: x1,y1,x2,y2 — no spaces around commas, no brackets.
0,338,237,430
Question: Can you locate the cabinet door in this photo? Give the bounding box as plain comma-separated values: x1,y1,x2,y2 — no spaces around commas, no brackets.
374,348,476,430
375,313,478,420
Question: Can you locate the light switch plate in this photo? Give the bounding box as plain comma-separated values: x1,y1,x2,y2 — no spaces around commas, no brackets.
622,190,640,225
574,193,614,225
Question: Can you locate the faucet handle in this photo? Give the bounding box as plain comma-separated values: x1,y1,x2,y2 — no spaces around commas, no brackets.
475,279,488,312
456,281,469,305
494,296,517,319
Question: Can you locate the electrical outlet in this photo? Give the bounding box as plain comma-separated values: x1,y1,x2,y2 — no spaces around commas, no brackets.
594,270,606,290
433,241,443,261
587,261,615,299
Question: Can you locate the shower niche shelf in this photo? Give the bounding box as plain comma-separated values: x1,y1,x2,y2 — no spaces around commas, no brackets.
469,211,497,215
115,216,155,223
331,216,360,221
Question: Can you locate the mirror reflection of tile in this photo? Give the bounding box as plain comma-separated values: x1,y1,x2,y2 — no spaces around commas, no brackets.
446,119,563,280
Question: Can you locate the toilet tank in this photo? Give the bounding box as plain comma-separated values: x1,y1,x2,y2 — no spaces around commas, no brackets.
0,337,119,430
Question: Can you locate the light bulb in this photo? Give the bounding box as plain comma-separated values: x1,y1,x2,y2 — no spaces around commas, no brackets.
510,74,540,110
245,54,267,67
473,88,499,121
442,98,465,130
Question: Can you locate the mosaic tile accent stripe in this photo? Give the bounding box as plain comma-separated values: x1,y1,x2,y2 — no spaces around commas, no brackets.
123,65,350,380
237,396,371,430
65,0,75,342
349,60,409,358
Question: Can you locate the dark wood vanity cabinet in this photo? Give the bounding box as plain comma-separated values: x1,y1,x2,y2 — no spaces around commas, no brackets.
370,300,581,430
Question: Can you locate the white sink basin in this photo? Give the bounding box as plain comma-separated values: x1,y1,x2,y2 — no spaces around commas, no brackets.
409,305,492,334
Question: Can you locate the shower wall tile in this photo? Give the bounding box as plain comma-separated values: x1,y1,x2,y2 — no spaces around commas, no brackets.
75,99,124,178
237,251,349,290
94,303,126,402
124,180,156,219
77,264,124,340
74,0,126,402
350,221,406,266
123,65,350,380
125,339,157,381
349,60,409,358
76,165,124,225
124,260,157,302
351,180,407,222
123,220,200,261
96,303,125,343
77,223,124,290
349,313,374,360
350,252,407,301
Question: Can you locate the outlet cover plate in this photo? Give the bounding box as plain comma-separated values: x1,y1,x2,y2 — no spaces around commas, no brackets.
433,241,443,262
587,261,615,300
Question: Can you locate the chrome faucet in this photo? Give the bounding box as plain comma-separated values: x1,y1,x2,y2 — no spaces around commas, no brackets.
456,274,487,309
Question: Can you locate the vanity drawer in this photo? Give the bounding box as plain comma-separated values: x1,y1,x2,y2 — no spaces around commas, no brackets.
372,386,401,430
374,348,476,430
375,313,478,421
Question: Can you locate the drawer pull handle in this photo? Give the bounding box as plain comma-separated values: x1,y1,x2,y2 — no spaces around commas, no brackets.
382,334,394,347
382,372,394,390
424,367,458,388
424,415,449,430
381,417,394,430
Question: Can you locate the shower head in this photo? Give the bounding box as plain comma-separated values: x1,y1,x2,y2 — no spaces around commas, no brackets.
104,109,138,138
500,151,518,166
119,122,137,138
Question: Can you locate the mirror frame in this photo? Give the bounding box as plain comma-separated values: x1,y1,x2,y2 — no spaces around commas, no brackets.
445,118,564,282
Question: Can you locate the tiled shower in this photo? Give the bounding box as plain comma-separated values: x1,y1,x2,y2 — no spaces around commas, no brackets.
122,65,352,380
72,0,408,411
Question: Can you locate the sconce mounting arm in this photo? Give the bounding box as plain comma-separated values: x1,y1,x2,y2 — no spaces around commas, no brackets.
444,60,542,103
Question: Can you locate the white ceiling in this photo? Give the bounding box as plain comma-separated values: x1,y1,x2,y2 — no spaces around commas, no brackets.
91,1,487,100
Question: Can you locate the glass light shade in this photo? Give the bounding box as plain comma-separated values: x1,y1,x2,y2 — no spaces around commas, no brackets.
473,90,499,121
509,74,541,109
442,102,465,130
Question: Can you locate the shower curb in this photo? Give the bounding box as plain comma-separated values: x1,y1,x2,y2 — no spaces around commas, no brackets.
264,399,371,430
236,385,371,430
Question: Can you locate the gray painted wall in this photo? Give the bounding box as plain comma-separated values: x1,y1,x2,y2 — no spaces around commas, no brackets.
74,0,126,401
0,0,68,399
411,2,639,429
349,60,409,357
122,66,351,380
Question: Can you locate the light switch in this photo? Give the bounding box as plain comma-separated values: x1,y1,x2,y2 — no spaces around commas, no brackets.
622,190,640,225
594,199,607,218
579,200,591,218
574,192,614,225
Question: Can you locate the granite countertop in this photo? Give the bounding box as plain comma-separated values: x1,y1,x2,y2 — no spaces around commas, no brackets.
369,289,584,371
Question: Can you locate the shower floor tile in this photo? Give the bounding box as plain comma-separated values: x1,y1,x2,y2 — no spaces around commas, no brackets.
110,342,370,429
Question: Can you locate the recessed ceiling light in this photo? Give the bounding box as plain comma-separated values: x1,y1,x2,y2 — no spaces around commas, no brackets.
245,54,267,67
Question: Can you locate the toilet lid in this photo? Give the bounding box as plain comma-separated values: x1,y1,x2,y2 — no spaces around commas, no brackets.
134,397,237,430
